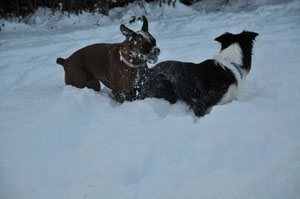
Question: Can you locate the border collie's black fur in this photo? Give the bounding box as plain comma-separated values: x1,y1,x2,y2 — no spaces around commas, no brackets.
126,31,258,117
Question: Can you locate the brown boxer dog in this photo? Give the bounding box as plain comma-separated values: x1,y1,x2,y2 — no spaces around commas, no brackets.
56,16,160,102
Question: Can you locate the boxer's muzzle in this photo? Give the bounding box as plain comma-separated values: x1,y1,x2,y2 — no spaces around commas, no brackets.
147,47,160,64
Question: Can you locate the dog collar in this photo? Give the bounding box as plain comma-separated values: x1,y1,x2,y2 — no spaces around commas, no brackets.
119,46,146,68
230,61,243,79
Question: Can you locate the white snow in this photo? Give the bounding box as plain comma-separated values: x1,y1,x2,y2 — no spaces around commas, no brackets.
1,1,300,199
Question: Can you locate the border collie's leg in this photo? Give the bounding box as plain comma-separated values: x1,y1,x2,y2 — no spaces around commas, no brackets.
189,101,207,117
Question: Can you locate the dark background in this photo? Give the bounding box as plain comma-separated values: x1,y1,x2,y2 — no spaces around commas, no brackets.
0,0,204,19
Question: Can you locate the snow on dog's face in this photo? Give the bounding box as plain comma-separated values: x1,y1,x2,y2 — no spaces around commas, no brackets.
120,16,160,64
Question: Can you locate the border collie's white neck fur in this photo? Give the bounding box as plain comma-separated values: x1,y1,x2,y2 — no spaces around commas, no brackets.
214,42,246,105
213,43,245,83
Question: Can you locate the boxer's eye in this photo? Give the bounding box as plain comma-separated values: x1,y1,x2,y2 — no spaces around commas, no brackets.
132,40,137,45
129,36,138,45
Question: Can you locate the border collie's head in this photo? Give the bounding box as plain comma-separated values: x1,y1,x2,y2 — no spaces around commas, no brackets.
215,31,258,51
215,31,258,71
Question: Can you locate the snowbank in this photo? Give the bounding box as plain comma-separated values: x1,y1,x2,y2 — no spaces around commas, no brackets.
0,1,300,199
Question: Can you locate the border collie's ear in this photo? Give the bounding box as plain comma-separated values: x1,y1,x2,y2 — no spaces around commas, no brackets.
214,32,234,43
120,24,135,37
243,31,259,39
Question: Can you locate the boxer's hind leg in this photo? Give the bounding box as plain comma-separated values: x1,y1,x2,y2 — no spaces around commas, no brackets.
64,65,87,89
86,70,101,92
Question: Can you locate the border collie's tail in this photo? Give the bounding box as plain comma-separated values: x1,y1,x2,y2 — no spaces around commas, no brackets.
56,58,65,66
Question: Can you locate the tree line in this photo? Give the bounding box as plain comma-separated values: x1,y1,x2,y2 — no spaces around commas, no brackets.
0,0,201,19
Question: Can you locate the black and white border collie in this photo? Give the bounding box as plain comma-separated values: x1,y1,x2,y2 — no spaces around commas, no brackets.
126,31,258,117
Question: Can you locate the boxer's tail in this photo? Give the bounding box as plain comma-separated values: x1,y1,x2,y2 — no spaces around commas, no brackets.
56,58,65,66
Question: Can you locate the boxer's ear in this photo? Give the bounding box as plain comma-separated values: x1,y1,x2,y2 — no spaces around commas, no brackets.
120,24,135,37
140,15,148,32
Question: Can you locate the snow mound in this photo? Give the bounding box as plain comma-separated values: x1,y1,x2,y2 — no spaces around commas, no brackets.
1,1,300,199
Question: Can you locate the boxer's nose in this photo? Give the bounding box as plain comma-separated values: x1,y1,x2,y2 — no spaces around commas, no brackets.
151,47,160,56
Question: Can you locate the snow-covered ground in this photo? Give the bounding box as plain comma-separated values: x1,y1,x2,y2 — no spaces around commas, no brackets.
1,1,300,199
